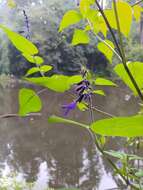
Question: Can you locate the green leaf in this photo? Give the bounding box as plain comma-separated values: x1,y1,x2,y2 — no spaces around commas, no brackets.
40,65,52,73
105,2,132,37
7,0,16,8
72,29,90,45
0,25,38,55
77,102,88,111
114,1,132,37
133,5,142,22
26,65,52,76
97,40,115,63
94,78,117,86
25,75,82,93
114,62,143,95
19,88,42,116
80,0,94,17
91,115,143,137
104,150,143,160
88,10,107,37
135,170,143,177
22,53,44,64
59,10,82,32
48,115,89,129
26,67,40,76
93,90,105,96
67,75,82,85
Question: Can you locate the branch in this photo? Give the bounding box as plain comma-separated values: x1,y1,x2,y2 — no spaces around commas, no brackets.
132,0,143,7
0,113,42,119
113,0,143,101
91,106,116,117
95,0,143,101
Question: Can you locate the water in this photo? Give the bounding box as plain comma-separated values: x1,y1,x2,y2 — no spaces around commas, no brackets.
0,82,140,190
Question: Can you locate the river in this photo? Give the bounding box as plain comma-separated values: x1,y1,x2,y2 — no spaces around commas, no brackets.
0,82,140,190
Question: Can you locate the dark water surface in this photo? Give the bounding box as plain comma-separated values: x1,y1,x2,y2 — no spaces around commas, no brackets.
0,83,140,190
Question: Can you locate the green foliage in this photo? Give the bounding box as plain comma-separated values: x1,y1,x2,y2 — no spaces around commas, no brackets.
19,88,42,116
25,75,82,92
0,25,38,55
133,5,142,22
79,0,95,17
91,115,143,137
26,65,52,76
97,40,115,63
114,62,143,95
94,77,117,86
48,115,89,129
59,10,82,32
105,1,132,37
93,90,105,96
72,29,90,45
22,54,44,65
77,102,88,111
104,150,143,160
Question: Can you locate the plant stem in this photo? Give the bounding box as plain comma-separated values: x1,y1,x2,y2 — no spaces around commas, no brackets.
112,0,143,101
91,105,116,117
132,0,143,7
95,0,123,58
95,0,143,101
87,19,122,61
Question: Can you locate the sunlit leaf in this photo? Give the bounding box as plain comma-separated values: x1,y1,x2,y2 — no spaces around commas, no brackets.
59,10,82,32
77,102,88,111
91,115,143,137
67,75,82,85
135,170,143,177
22,53,44,64
94,78,117,86
104,150,143,160
7,0,16,8
48,115,89,129
114,1,132,37
25,75,82,93
72,29,90,45
26,67,40,76
133,5,142,22
97,40,115,63
93,90,105,96
19,88,42,116
0,25,38,55
80,0,94,17
105,2,132,37
114,62,143,95
40,65,52,73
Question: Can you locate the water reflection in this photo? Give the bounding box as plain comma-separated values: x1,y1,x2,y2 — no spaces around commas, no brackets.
0,84,140,189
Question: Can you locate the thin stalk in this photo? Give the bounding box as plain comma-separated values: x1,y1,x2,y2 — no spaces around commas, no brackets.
112,0,143,101
132,0,143,7
0,113,41,119
95,0,123,58
95,0,143,101
87,99,134,188
96,34,122,61
91,105,116,117
87,19,122,61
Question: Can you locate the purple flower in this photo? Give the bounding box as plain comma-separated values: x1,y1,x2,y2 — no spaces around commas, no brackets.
62,101,77,116
117,161,122,169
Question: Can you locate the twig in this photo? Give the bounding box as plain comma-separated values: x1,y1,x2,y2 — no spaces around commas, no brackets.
132,0,143,7
95,0,143,101
91,106,115,117
87,19,122,61
0,113,42,119
95,0,123,58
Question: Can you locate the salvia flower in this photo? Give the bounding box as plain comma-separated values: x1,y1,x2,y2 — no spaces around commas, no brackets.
62,101,77,116
62,76,92,116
